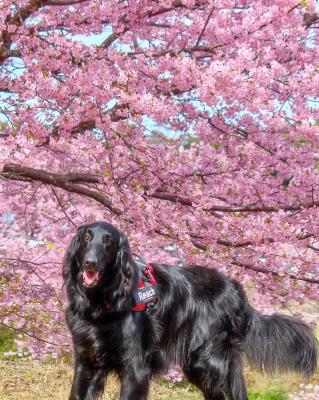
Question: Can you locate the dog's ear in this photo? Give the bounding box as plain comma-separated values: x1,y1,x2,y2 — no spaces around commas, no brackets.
62,226,85,287
112,231,134,309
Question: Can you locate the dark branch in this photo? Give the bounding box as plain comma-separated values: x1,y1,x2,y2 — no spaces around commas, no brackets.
46,0,89,5
2,163,121,215
195,7,214,47
0,321,66,348
303,12,319,28
3,164,319,216
216,239,253,248
232,259,319,285
101,32,120,49
149,191,193,206
207,202,319,213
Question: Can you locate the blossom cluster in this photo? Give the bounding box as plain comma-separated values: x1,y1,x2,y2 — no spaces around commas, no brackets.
289,384,319,400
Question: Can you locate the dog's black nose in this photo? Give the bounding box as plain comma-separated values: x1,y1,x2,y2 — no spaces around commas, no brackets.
84,259,97,270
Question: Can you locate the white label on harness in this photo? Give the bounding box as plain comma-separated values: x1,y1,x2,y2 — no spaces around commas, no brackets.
138,287,156,302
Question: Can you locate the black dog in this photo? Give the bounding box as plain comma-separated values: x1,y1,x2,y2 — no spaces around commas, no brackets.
63,221,318,400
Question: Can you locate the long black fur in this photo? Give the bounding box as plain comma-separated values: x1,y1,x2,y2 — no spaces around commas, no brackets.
63,221,318,400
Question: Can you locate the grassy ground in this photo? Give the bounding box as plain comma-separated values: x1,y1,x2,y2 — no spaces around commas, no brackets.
1,303,318,399
0,359,318,400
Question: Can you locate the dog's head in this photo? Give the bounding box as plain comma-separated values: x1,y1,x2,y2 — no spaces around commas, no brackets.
63,222,134,308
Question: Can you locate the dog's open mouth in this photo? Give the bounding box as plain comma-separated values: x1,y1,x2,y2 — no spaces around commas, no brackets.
83,270,100,287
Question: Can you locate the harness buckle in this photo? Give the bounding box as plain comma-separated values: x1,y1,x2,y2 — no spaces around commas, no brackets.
146,302,157,315
143,266,153,283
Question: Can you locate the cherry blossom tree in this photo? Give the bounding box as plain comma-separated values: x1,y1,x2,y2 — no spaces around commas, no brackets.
0,0,319,357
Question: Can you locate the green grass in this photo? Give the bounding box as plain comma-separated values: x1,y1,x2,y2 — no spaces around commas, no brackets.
0,327,318,399
247,389,287,400
0,327,17,359
5,358,319,400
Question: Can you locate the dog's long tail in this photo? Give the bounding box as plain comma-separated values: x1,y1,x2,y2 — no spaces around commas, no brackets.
244,306,318,376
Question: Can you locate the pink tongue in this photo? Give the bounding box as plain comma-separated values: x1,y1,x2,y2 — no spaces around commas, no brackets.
83,271,100,286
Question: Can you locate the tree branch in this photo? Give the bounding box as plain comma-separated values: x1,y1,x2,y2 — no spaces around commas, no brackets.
100,32,119,49
0,49,22,62
51,188,77,227
146,186,319,214
217,239,253,247
40,107,127,144
207,202,319,213
303,12,319,28
148,191,193,206
0,321,66,348
0,0,89,64
2,163,121,215
232,259,319,285
46,0,89,5
195,7,214,47
3,164,319,216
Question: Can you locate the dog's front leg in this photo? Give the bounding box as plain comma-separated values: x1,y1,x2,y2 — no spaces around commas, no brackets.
69,358,108,400
119,362,150,400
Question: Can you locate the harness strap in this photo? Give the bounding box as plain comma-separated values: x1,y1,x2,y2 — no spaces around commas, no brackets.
131,265,158,313
105,264,158,313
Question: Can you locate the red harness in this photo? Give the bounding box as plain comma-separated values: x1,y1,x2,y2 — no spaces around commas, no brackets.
105,264,158,313
131,265,158,312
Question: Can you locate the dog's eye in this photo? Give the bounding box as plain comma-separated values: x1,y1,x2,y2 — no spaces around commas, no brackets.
104,237,113,244
83,232,90,241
